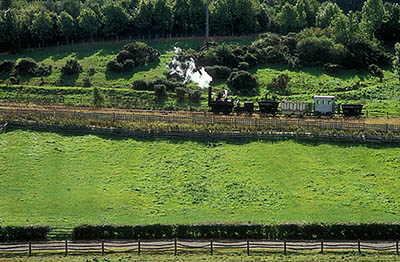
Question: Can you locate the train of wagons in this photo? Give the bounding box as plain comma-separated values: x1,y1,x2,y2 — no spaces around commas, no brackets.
207,86,363,117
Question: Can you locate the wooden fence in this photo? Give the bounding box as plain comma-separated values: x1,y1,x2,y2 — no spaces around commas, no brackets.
0,239,399,256
1,107,400,135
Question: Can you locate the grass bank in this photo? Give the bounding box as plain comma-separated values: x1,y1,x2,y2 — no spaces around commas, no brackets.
0,129,399,226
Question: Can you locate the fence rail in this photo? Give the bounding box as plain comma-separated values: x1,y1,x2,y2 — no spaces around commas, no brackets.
1,106,400,135
0,240,399,256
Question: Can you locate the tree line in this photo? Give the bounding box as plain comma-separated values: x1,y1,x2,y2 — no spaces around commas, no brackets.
0,0,400,52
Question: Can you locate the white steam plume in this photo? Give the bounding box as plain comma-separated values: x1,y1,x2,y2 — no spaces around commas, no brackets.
168,47,213,89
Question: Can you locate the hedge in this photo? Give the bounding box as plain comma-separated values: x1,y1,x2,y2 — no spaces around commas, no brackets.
0,226,50,241
73,223,400,240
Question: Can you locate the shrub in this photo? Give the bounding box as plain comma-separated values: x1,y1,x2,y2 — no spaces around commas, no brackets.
0,226,50,241
175,87,186,101
267,73,291,95
188,90,202,102
154,84,167,99
297,36,336,65
133,79,153,91
116,50,133,63
93,87,104,107
204,65,231,81
33,63,52,77
323,63,343,74
83,77,91,87
61,59,83,75
215,43,237,67
151,78,185,92
0,60,15,73
122,59,135,72
106,60,123,72
368,64,384,81
15,58,38,74
227,70,258,96
244,53,257,68
238,62,249,71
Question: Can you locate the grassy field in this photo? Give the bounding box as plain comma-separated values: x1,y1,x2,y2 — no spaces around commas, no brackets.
0,128,399,226
2,252,400,262
1,38,400,116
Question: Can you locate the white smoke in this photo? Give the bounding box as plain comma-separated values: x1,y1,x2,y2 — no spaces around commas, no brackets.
168,47,213,89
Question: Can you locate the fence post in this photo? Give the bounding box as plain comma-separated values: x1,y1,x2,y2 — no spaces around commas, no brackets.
174,238,177,256
138,239,141,255
65,240,68,256
358,240,361,254
396,240,399,255
29,241,32,256
321,240,323,254
247,239,250,256
210,239,213,255
284,240,287,255
101,240,104,256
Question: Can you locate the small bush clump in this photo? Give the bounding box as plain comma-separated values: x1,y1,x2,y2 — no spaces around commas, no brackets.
61,59,83,75
267,73,291,95
133,79,153,91
154,84,167,99
204,65,231,80
227,70,258,96
0,60,15,73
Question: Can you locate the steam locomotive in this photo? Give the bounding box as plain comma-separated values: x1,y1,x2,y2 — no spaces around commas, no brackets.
207,86,363,118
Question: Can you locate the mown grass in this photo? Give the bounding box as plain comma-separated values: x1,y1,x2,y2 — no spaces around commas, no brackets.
0,37,399,116
1,252,400,262
0,129,399,226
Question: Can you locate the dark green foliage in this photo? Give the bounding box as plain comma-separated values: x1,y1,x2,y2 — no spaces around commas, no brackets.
368,64,384,81
151,78,185,92
133,79,153,91
154,84,167,98
204,65,232,80
0,60,15,73
188,90,202,102
297,36,337,65
73,223,400,240
0,226,50,241
83,77,91,87
323,63,343,74
175,87,186,101
107,42,160,73
34,63,52,77
227,70,258,95
92,87,104,107
15,58,38,74
238,61,249,71
267,73,291,95
61,59,83,75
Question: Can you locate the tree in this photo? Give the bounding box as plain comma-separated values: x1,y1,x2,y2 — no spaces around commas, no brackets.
102,2,130,41
0,9,20,51
0,0,11,10
57,11,75,44
172,0,190,35
135,0,154,38
394,42,400,82
279,3,297,33
30,11,54,47
361,0,384,37
331,12,350,44
92,87,104,108
210,0,232,35
78,8,99,42
315,2,342,28
153,0,172,37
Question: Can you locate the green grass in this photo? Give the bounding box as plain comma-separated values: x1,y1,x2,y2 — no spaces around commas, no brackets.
2,252,400,262
1,129,400,226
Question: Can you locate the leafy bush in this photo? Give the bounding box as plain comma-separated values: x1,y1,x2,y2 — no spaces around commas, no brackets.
297,36,337,65
243,53,257,68
176,87,186,101
267,73,291,95
73,223,400,240
33,63,52,77
150,78,185,92
323,63,343,74
107,41,160,73
93,87,104,107
368,64,384,81
188,90,202,102
15,58,38,74
154,84,167,99
133,79,153,91
83,77,91,87
204,65,232,80
0,226,50,241
238,62,249,71
227,71,258,96
0,60,15,73
61,59,83,75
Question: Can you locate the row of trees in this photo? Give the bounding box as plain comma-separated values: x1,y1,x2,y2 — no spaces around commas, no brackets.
0,0,399,52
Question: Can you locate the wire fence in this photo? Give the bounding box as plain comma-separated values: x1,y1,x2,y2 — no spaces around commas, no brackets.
1,106,400,135
0,239,399,256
